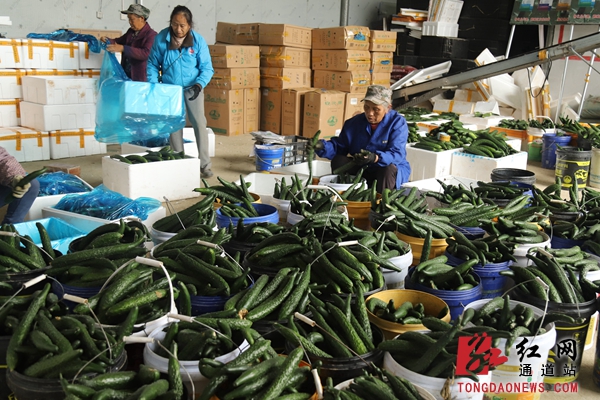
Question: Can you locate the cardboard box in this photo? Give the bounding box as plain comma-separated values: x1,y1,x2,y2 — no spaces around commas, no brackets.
405,145,462,181
312,26,370,50
102,153,201,201
312,70,371,93
25,176,93,221
302,90,345,138
450,150,528,181
0,39,23,68
204,87,244,136
370,72,391,87
343,92,364,122
260,88,283,133
208,44,260,69
259,46,311,68
370,52,393,73
22,76,97,105
258,24,312,49
215,22,260,45
281,88,314,136
369,30,396,52
259,67,312,89
244,88,260,134
21,39,79,70
0,126,50,162
207,68,260,89
48,129,107,159
0,98,21,127
69,28,122,40
215,22,238,44
311,50,371,71
0,69,26,100
20,101,95,131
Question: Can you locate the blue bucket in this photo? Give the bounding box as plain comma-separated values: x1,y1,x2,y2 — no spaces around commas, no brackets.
550,235,585,249
542,133,572,169
215,203,279,229
450,225,486,240
51,280,101,313
255,145,284,171
405,269,482,322
444,251,511,299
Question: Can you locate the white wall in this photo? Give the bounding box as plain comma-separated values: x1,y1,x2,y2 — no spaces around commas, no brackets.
1,0,385,43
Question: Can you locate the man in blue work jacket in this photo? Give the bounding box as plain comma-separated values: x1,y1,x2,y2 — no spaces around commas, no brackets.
309,85,411,192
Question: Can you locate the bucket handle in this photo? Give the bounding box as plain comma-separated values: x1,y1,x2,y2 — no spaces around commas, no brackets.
533,115,556,129
287,184,349,220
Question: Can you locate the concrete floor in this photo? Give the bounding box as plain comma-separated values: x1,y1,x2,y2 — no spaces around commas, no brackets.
14,134,600,398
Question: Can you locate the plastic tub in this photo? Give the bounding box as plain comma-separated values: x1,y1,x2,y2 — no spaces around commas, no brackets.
528,138,543,161
383,352,492,400
512,232,551,267
444,251,512,299
318,175,366,193
345,199,371,230
555,146,592,189
215,203,279,229
541,133,571,169
335,378,436,400
405,269,483,322
365,289,451,340
395,232,448,266
464,299,556,400
589,148,600,189
550,235,585,250
268,197,291,224
490,168,536,185
143,322,250,398
221,239,257,261
512,287,598,390
255,144,285,172
382,249,413,290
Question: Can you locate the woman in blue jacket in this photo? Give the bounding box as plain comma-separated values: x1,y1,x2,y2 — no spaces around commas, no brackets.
147,5,215,178
309,85,411,192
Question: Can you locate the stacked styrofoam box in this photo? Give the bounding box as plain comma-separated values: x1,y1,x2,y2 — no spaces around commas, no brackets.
20,39,79,70
0,39,24,127
0,126,50,162
423,0,463,37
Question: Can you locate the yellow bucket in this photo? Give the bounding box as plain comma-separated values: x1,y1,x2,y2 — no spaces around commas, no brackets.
395,232,448,266
345,200,371,230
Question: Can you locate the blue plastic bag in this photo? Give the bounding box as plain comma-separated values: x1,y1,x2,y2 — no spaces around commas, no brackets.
54,185,161,221
95,51,186,144
26,29,101,53
36,172,92,197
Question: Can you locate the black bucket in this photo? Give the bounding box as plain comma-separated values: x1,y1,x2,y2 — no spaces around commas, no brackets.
221,240,257,261
513,288,598,390
555,146,592,189
0,267,51,297
0,336,9,400
490,168,536,185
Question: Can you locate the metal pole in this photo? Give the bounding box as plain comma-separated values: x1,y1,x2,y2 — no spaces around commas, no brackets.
555,25,574,122
578,26,600,117
340,0,349,26
506,25,516,59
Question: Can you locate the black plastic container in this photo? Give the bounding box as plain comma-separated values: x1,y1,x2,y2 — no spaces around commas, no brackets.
490,168,536,185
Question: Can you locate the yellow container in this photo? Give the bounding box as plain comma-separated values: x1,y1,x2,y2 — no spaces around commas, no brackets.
345,200,371,230
395,232,448,266
366,289,451,340
213,192,261,210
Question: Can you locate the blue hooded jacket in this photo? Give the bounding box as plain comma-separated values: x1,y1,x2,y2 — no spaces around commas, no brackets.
317,111,411,189
147,27,214,88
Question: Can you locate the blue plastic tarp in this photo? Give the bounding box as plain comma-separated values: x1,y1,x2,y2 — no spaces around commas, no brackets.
14,217,86,255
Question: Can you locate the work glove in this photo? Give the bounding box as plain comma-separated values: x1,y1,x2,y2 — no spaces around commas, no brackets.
353,151,377,165
11,175,31,199
188,84,202,101
307,140,325,153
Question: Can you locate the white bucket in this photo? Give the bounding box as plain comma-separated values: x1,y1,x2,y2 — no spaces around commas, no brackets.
512,232,551,267
150,226,176,246
319,174,367,192
335,378,436,400
464,299,557,400
143,322,250,399
589,148,600,189
268,197,291,225
382,249,413,290
383,352,492,400
286,210,305,226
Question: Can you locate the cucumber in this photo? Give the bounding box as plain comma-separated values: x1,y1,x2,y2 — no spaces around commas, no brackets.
23,349,83,378
260,346,304,400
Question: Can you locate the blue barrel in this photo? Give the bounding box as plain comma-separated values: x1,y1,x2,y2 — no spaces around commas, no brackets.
215,203,279,229
550,235,585,249
255,145,285,171
51,280,102,313
542,133,572,169
444,251,511,299
405,269,482,322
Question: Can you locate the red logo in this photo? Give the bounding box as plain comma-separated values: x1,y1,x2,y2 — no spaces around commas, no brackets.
456,333,508,376
189,48,195,54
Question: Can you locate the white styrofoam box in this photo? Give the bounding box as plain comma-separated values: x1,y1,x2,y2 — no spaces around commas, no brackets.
207,128,216,158
20,101,95,131
432,99,474,115
42,206,167,233
48,129,108,159
406,145,462,181
422,22,459,38
78,42,120,69
269,160,332,180
403,174,477,210
436,0,463,24
234,172,310,205
458,113,509,130
22,76,97,105
475,48,498,67
102,154,201,201
21,39,79,70
25,175,94,221
0,69,26,99
415,120,452,132
489,76,522,109
0,126,49,162
25,69,81,78
512,66,547,89
450,150,528,181
474,100,501,115
80,69,101,78
505,138,523,152
120,127,212,159
0,99,20,127
453,89,481,103
0,38,23,68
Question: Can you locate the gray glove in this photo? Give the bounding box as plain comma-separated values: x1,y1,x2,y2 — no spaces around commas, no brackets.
307,140,325,153
11,175,31,199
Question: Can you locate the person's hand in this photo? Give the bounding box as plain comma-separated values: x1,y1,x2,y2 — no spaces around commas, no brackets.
307,140,324,153
106,44,123,53
11,176,31,199
100,36,109,43
353,151,377,165
188,84,202,101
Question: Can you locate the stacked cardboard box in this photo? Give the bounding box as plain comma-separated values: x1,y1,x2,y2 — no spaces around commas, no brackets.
205,42,261,136
257,24,312,135
369,30,395,90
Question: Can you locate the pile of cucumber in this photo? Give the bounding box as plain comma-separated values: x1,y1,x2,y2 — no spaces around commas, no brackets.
151,193,217,234
0,221,55,272
273,174,305,201
366,297,446,324
194,176,256,205
428,120,477,145
463,131,518,158
497,118,529,130
409,255,479,291
412,136,462,152
226,220,285,244
407,123,421,143
480,217,547,245
446,230,517,265
323,369,427,400
110,146,186,164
